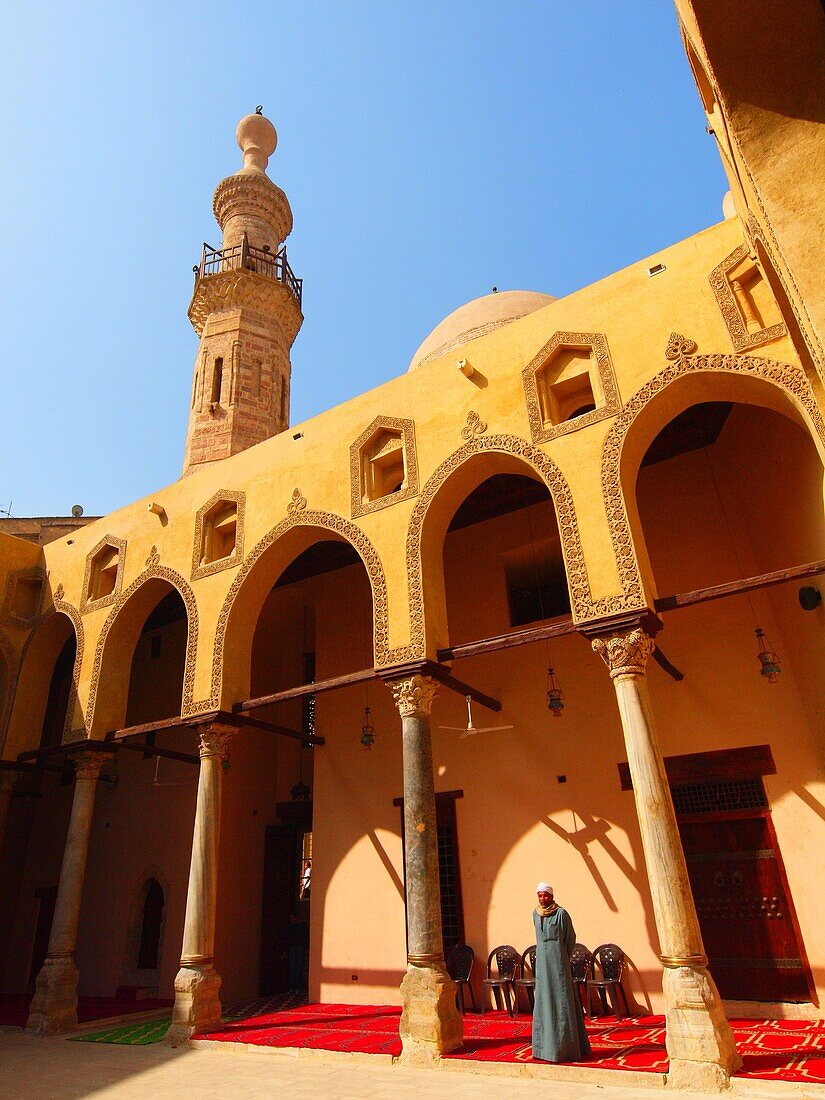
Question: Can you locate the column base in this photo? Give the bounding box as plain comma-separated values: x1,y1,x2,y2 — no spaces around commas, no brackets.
399,963,463,1064
25,956,79,1036
663,965,742,1091
165,964,222,1046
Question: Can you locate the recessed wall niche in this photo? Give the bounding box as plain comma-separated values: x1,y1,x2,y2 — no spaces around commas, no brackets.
522,332,620,444
350,415,419,518
81,536,127,613
191,490,245,580
708,243,787,352
1,567,46,628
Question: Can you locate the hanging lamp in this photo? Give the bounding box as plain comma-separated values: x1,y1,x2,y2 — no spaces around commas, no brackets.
755,628,781,683
546,667,565,717
360,706,376,749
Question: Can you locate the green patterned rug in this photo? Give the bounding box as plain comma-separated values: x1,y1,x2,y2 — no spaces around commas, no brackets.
69,992,306,1045
71,1018,171,1045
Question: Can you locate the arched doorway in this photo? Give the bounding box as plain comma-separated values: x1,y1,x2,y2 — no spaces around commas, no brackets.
633,395,825,1004
137,878,164,970
217,528,383,1004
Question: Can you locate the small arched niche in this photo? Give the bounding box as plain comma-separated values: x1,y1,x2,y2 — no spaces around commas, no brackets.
81,537,126,612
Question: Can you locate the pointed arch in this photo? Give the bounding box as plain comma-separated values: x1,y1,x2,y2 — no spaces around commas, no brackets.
2,600,85,757
86,562,199,736
598,345,825,616
199,502,390,711
390,431,592,663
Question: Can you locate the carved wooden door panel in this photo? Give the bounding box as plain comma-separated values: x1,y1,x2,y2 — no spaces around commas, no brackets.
680,816,808,1001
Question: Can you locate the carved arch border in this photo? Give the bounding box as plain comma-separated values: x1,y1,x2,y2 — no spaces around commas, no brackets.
86,563,199,731
198,506,390,710
0,597,86,751
388,432,597,664
599,346,825,618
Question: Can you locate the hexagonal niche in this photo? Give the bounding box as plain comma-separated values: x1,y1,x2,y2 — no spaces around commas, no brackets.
522,332,620,444
708,243,786,352
81,536,127,612
192,490,245,580
350,416,419,518
1,567,46,628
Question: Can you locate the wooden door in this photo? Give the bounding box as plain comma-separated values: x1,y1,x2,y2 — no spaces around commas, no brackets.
680,814,808,1001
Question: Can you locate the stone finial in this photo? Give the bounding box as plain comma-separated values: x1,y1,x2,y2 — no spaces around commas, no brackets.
236,110,278,173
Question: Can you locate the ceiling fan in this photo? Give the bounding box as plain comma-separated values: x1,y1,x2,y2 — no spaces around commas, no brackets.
151,755,184,787
439,695,514,739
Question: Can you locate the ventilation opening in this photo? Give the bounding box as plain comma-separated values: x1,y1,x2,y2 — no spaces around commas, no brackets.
201,501,238,564
671,778,768,816
537,349,599,426
363,430,405,503
727,259,779,334
91,547,120,601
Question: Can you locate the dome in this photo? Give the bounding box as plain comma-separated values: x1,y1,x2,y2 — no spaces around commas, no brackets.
408,290,556,372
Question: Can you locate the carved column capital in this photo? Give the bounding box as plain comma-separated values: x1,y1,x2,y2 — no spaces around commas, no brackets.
196,723,233,760
71,750,114,781
388,675,438,719
592,626,656,679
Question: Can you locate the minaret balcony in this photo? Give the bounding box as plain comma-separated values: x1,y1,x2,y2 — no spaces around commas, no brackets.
193,238,302,308
188,235,304,342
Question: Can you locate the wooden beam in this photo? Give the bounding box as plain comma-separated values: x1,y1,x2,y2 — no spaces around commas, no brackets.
437,617,576,663
652,646,684,682
109,710,325,748
18,739,114,764
233,667,377,714
426,664,502,712
115,740,199,766
654,559,825,613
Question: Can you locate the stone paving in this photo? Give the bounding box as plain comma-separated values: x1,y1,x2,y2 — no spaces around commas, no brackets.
0,1029,736,1100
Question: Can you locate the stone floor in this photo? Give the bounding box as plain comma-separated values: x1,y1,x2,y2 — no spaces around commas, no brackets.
0,1030,747,1100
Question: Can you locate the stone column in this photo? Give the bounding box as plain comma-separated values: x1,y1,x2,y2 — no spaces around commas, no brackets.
387,674,462,1064
592,625,741,1092
26,750,113,1036
166,723,232,1045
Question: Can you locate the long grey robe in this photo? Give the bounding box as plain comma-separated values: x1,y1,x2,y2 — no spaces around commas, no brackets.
531,906,591,1062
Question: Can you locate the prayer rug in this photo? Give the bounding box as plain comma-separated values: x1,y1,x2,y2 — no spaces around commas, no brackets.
196,1003,825,1084
66,991,306,1046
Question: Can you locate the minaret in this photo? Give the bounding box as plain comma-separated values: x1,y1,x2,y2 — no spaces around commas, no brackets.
183,109,303,473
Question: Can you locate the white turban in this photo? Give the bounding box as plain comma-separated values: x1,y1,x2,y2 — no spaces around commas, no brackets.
536,882,553,893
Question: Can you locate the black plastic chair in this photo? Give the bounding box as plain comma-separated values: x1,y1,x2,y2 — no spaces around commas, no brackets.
586,943,631,1020
482,945,520,1016
570,942,592,1015
446,944,477,1014
513,945,537,1013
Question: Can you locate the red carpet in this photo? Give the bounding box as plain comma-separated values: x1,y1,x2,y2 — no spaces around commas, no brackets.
0,995,172,1029
196,1003,825,1084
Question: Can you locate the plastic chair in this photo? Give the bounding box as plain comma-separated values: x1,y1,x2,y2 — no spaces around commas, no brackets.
570,943,592,1015
513,945,537,1012
586,943,631,1019
482,945,520,1015
446,944,477,1014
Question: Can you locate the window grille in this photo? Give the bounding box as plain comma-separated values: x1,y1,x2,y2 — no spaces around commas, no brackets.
437,824,462,952
671,777,767,816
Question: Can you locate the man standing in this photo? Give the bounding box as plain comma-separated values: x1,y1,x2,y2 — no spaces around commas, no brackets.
531,882,591,1062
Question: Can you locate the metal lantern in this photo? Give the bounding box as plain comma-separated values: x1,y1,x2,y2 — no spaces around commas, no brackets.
546,667,565,717
360,706,376,749
755,628,781,683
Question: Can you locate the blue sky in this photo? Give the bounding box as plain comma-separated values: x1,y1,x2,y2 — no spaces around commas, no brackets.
0,1,727,517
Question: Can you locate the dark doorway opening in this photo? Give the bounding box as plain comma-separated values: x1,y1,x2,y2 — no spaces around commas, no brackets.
137,879,164,971
260,802,312,996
